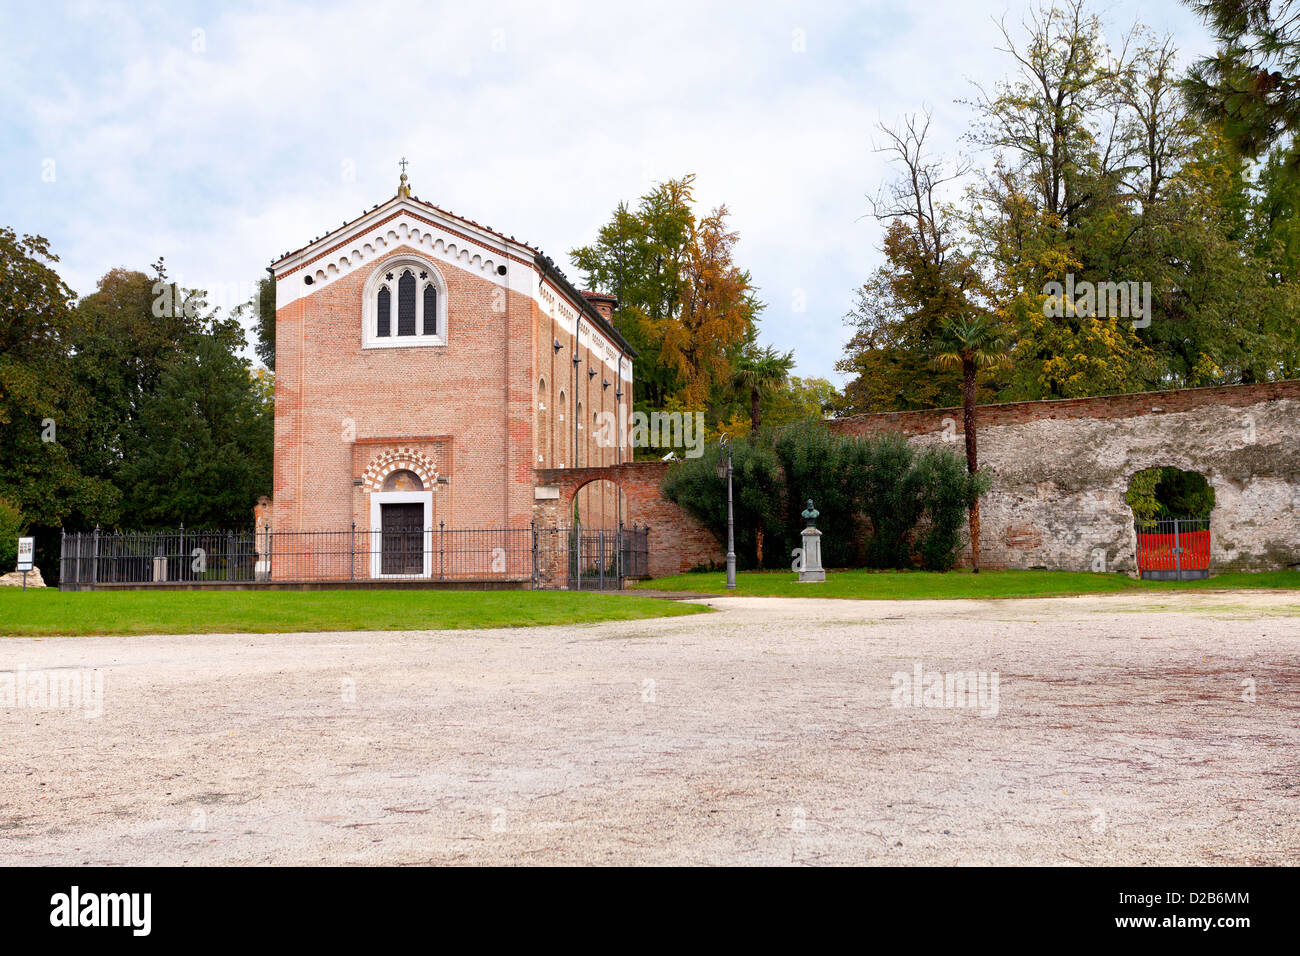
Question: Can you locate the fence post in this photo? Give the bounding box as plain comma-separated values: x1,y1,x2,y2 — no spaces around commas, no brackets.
530,520,538,588
1173,517,1183,581
350,522,356,580
439,520,445,580
90,525,100,590
599,529,605,590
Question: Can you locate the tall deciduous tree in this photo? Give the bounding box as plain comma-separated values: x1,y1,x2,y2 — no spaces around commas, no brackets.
571,176,762,419
837,113,989,413
116,316,273,530
0,227,119,549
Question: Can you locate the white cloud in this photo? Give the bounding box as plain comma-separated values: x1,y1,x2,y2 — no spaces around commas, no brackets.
1,0,1212,381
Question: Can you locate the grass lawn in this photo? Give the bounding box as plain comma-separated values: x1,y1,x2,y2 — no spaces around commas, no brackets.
634,567,1300,600
0,587,707,637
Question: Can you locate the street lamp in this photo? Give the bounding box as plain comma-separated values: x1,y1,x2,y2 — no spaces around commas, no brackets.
716,433,737,589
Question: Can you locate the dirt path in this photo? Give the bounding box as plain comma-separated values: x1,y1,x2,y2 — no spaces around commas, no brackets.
3,590,1298,865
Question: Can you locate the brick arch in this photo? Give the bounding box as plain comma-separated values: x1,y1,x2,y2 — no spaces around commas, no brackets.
361,447,439,493
569,475,628,529
535,461,722,576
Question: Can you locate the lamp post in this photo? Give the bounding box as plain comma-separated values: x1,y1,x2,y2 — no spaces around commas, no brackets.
716,433,736,589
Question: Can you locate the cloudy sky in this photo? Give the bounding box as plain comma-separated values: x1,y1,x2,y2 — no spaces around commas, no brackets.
2,0,1213,381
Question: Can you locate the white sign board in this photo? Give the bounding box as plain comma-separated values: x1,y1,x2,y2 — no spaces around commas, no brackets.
16,537,34,572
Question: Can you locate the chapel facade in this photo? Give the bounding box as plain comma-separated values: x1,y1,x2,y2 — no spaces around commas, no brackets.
267,172,635,578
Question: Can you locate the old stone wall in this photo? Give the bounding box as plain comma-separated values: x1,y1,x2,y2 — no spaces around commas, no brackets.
831,381,1300,572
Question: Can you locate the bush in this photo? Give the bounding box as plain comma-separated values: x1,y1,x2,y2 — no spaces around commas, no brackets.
911,447,990,571
774,426,858,567
662,424,985,571
660,440,784,570
1126,466,1216,522
0,496,23,572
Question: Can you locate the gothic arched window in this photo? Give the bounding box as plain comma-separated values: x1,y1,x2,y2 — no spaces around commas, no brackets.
364,258,446,348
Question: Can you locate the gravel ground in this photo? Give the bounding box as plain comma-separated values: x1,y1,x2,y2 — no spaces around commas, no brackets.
3,590,1298,866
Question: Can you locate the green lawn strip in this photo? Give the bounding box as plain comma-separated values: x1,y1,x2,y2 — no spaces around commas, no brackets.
0,588,707,637
633,568,1300,600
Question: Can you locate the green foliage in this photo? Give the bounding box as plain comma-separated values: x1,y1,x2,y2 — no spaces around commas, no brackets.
842,2,1300,410
1184,0,1300,177
662,424,985,571
571,175,764,419
234,276,276,371
1126,467,1216,521
912,447,992,571
0,227,121,543
117,318,273,530
774,425,858,567
0,497,22,571
731,344,794,430
1,228,278,578
660,439,783,569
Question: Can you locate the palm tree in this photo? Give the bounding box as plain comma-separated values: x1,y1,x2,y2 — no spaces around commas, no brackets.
932,316,1009,573
731,345,795,432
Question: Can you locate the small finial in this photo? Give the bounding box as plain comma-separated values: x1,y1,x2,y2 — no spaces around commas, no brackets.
398,157,411,197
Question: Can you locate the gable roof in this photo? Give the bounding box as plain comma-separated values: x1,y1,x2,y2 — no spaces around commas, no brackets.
269,189,635,358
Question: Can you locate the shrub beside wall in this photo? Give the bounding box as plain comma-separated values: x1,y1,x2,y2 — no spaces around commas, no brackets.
662,424,987,571
0,496,23,572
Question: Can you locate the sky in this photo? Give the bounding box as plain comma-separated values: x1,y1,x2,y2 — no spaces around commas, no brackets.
0,0,1215,383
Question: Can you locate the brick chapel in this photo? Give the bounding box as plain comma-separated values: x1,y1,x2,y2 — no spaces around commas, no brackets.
266,170,636,578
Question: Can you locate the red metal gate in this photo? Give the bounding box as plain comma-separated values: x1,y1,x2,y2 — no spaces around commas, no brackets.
1135,517,1211,580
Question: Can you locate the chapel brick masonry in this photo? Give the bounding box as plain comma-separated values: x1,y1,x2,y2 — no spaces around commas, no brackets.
267,175,640,580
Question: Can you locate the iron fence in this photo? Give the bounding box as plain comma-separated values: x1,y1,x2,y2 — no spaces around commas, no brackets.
1134,516,1212,580
59,523,650,591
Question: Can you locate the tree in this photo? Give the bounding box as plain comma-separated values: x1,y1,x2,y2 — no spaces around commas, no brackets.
1184,0,1300,176
235,276,276,371
67,261,206,489
0,496,21,571
762,376,844,426
116,316,273,529
932,316,1011,573
0,227,119,567
572,176,762,420
837,113,989,413
730,345,794,431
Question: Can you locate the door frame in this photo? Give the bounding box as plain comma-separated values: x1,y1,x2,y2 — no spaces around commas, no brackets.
369,491,433,579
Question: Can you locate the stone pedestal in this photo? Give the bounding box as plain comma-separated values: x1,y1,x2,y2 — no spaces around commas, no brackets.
799,527,825,582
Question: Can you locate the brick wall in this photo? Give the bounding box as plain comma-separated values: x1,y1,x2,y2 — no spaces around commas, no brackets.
833,380,1300,438
535,462,722,577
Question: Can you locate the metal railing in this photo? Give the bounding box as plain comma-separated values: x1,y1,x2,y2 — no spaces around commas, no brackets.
1134,516,1211,580
59,523,650,591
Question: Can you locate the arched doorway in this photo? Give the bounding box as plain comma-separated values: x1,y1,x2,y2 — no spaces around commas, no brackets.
566,478,643,588
1127,467,1216,579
